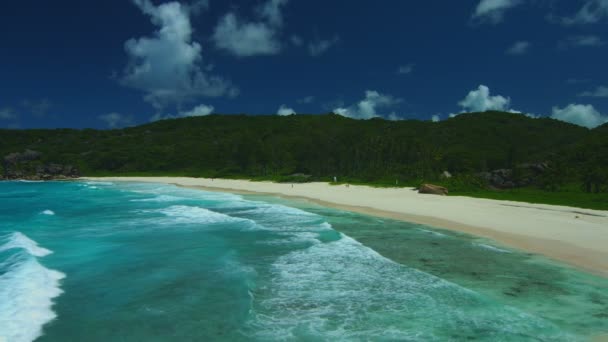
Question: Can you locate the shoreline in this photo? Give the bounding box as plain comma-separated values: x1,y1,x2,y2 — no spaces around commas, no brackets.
84,177,608,277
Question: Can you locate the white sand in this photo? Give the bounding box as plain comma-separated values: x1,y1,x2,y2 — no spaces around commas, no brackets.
86,177,608,276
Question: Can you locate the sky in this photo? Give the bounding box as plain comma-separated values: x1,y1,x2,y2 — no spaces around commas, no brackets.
1,0,607,129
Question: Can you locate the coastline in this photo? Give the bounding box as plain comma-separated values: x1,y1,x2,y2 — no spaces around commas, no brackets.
84,177,608,277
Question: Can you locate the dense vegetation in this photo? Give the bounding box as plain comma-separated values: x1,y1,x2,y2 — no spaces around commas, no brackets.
1,112,607,209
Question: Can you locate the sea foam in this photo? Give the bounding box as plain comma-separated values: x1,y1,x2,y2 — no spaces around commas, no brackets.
0,232,65,342
249,234,566,340
0,232,52,257
154,205,244,225
474,243,511,253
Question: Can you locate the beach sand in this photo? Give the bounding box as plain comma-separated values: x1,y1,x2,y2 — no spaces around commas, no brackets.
85,177,608,277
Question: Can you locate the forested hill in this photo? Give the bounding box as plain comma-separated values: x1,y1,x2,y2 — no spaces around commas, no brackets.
1,111,607,194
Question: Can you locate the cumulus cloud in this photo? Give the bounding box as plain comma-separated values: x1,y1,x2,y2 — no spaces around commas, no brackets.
333,90,402,120
308,36,340,56
180,104,215,117
451,85,542,118
150,103,215,121
506,41,530,55
458,85,511,112
472,0,522,23
579,86,608,98
98,112,134,129
212,0,287,57
121,0,236,111
397,64,415,75
431,114,441,122
561,0,608,25
257,0,288,26
213,14,281,56
551,104,608,128
277,105,296,116
559,35,605,49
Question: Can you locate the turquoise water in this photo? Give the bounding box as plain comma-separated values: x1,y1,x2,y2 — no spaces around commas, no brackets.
0,181,606,341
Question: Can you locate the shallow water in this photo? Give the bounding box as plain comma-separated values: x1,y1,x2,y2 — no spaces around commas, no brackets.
0,181,606,341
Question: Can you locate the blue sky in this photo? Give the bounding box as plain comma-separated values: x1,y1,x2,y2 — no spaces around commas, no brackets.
1,0,607,129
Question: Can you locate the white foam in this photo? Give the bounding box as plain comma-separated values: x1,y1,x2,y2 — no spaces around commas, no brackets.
124,183,242,202
84,181,113,186
248,234,560,340
130,195,182,203
40,210,55,216
474,243,511,253
0,232,52,257
0,257,65,342
155,205,242,225
416,228,447,237
0,232,65,342
231,203,330,233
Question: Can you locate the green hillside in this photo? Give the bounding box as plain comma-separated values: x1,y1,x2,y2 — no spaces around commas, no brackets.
1,112,607,208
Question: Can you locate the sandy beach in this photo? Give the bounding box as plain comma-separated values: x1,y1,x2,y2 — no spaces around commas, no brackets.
85,177,608,277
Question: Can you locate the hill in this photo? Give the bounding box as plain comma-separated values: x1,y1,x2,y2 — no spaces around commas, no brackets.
1,111,607,207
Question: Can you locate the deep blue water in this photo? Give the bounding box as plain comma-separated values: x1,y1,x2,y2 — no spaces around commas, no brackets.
0,181,606,341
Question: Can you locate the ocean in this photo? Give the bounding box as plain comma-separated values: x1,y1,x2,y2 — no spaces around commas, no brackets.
0,180,606,341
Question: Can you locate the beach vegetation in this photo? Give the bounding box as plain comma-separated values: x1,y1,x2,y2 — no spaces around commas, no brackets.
1,111,607,209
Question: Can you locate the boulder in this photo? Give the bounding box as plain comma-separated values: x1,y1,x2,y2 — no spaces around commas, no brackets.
2,150,79,180
476,162,551,189
418,184,449,196
3,149,42,165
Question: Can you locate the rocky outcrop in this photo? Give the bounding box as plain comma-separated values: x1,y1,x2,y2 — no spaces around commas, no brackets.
477,162,550,189
418,184,449,196
3,149,42,165
2,150,79,180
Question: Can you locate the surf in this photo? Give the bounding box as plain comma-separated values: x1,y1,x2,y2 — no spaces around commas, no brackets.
0,232,65,342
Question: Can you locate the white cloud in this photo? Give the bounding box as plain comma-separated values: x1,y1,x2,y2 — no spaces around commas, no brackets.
121,0,236,111
333,90,402,120
0,108,17,120
150,103,215,121
257,0,288,27
213,14,281,56
458,85,511,112
472,0,522,23
579,86,608,98
506,41,530,55
431,114,441,122
551,104,608,128
98,112,134,128
308,36,340,56
277,105,296,116
559,35,605,49
561,0,608,25
180,104,214,117
212,0,287,57
451,85,541,118
297,96,314,104
397,64,415,75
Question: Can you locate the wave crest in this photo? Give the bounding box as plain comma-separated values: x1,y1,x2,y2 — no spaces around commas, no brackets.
0,232,65,342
